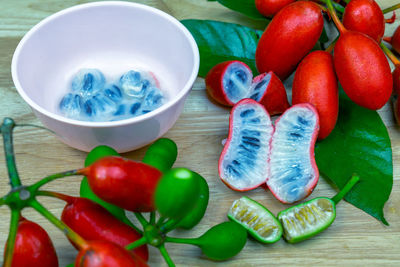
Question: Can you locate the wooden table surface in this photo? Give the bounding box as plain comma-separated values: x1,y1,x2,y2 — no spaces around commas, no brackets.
0,0,399,266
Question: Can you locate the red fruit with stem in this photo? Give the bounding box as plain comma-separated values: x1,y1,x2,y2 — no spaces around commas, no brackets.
61,196,148,261
255,1,324,80
4,217,58,267
267,103,320,203
327,0,392,110
219,98,274,191
342,0,385,43
255,0,296,17
205,61,289,115
75,240,148,267
79,156,162,212
292,50,338,140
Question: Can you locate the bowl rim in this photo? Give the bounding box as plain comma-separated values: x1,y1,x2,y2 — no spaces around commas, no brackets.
11,1,199,128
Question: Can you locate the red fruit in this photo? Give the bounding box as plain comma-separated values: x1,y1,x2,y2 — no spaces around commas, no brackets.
384,25,400,55
80,156,162,212
267,104,320,204
333,31,392,110
255,0,296,17
342,0,385,43
61,197,148,261
4,218,58,267
393,66,400,94
292,50,338,139
205,61,289,115
255,1,324,80
219,98,274,191
75,240,148,267
251,72,290,115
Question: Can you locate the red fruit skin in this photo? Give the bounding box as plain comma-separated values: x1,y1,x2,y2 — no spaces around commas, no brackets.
333,31,392,110
4,218,58,267
83,156,162,212
205,60,251,106
292,51,338,140
75,240,148,267
61,197,148,261
393,67,400,95
255,0,296,17
254,72,290,115
255,1,324,80
268,103,320,204
390,26,400,55
342,0,385,43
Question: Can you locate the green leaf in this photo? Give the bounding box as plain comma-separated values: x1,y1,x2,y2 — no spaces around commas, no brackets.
216,0,267,20
181,19,263,77
315,91,393,225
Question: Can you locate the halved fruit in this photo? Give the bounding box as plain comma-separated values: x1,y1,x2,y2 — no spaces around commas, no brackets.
277,197,335,243
228,196,282,244
206,61,289,115
267,103,320,203
219,98,274,191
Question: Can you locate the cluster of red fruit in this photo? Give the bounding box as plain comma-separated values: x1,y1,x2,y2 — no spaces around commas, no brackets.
207,0,398,141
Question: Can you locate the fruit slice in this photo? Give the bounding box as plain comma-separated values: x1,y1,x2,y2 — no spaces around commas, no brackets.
278,197,335,243
219,98,274,191
228,196,282,243
267,103,319,203
206,61,289,115
250,72,290,115
205,61,253,106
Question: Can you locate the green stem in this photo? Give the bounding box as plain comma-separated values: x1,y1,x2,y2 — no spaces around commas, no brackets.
159,244,175,267
156,216,167,227
29,169,79,192
331,174,360,204
29,199,88,249
1,118,22,188
3,209,20,267
150,211,156,225
125,236,148,250
316,0,345,14
36,190,75,203
326,0,347,35
134,212,148,228
164,236,198,246
160,219,180,233
382,3,400,14
381,42,400,66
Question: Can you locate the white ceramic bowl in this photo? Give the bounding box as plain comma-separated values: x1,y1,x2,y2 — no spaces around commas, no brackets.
12,1,199,152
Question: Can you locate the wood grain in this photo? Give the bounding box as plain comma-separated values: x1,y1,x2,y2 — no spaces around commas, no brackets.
0,0,399,266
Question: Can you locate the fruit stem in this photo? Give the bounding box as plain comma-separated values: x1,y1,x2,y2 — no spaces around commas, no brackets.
150,211,156,224
29,198,88,250
164,236,198,245
156,216,167,227
159,244,176,267
326,0,347,35
385,11,396,24
383,36,393,44
1,118,22,188
134,212,149,228
36,190,75,203
380,42,400,66
160,219,180,233
382,4,400,14
29,169,79,192
3,208,20,267
331,174,360,204
125,236,148,250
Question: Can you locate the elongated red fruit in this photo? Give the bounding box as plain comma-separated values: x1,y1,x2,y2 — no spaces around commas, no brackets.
61,197,148,261
4,218,58,267
255,0,296,17
383,25,400,54
219,98,274,191
334,31,392,110
255,1,324,80
80,156,162,212
75,240,148,267
342,0,385,43
292,51,338,139
268,104,320,204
